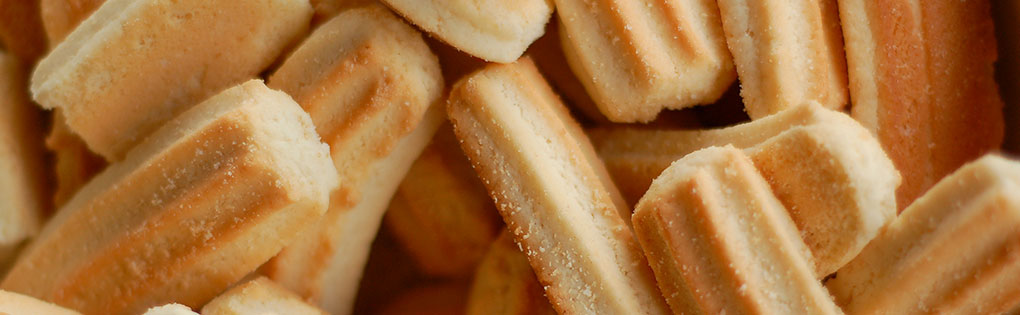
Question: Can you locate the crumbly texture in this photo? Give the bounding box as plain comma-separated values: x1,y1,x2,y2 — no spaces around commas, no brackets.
716,0,848,119
591,103,899,277
827,155,1020,314
261,6,444,314
141,303,197,315
633,146,841,314
466,231,556,315
382,0,553,63
31,0,313,160
555,0,735,123
40,0,106,45
447,58,669,314
384,124,502,278
201,277,326,315
0,80,337,314
0,53,47,267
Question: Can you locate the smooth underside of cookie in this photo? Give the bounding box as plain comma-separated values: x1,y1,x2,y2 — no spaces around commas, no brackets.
827,155,1020,314
555,0,735,123
382,0,553,63
633,146,840,314
447,59,668,314
0,81,336,314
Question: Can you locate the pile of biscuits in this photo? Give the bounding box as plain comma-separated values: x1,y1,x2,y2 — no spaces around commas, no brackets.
0,0,1017,314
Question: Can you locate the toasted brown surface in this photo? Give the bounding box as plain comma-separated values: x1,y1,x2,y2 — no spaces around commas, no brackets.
0,0,47,62
46,109,106,209
1,80,337,314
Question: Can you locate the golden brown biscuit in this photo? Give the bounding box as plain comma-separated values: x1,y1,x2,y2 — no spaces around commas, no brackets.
827,154,1020,314
0,52,47,268
0,80,338,314
32,0,312,160
0,290,80,315
381,0,553,63
447,58,669,314
716,0,848,119
555,0,736,123
46,109,106,209
527,17,606,124
842,0,1004,210
0,0,47,62
590,103,899,277
633,146,841,314
466,231,555,315
201,277,326,315
384,124,503,278
261,5,444,314
377,283,469,315
39,0,106,45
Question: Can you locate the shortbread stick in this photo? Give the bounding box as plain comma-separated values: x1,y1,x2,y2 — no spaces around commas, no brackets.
1,80,338,314
466,231,555,315
716,0,848,119
261,6,443,314
384,124,502,278
555,0,735,123
382,0,553,63
0,52,47,268
633,146,841,314
527,17,606,124
840,0,1004,211
31,0,312,160
39,0,105,45
591,103,899,277
201,277,326,315
309,0,375,25
827,155,1020,314
447,58,669,314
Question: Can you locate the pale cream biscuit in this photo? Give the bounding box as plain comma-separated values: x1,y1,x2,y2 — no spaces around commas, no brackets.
555,0,735,123
827,154,1020,314
0,80,338,314
633,146,841,314
447,57,669,314
381,0,553,63
0,290,80,315
31,0,312,160
716,0,848,119
261,5,443,314
590,103,899,277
